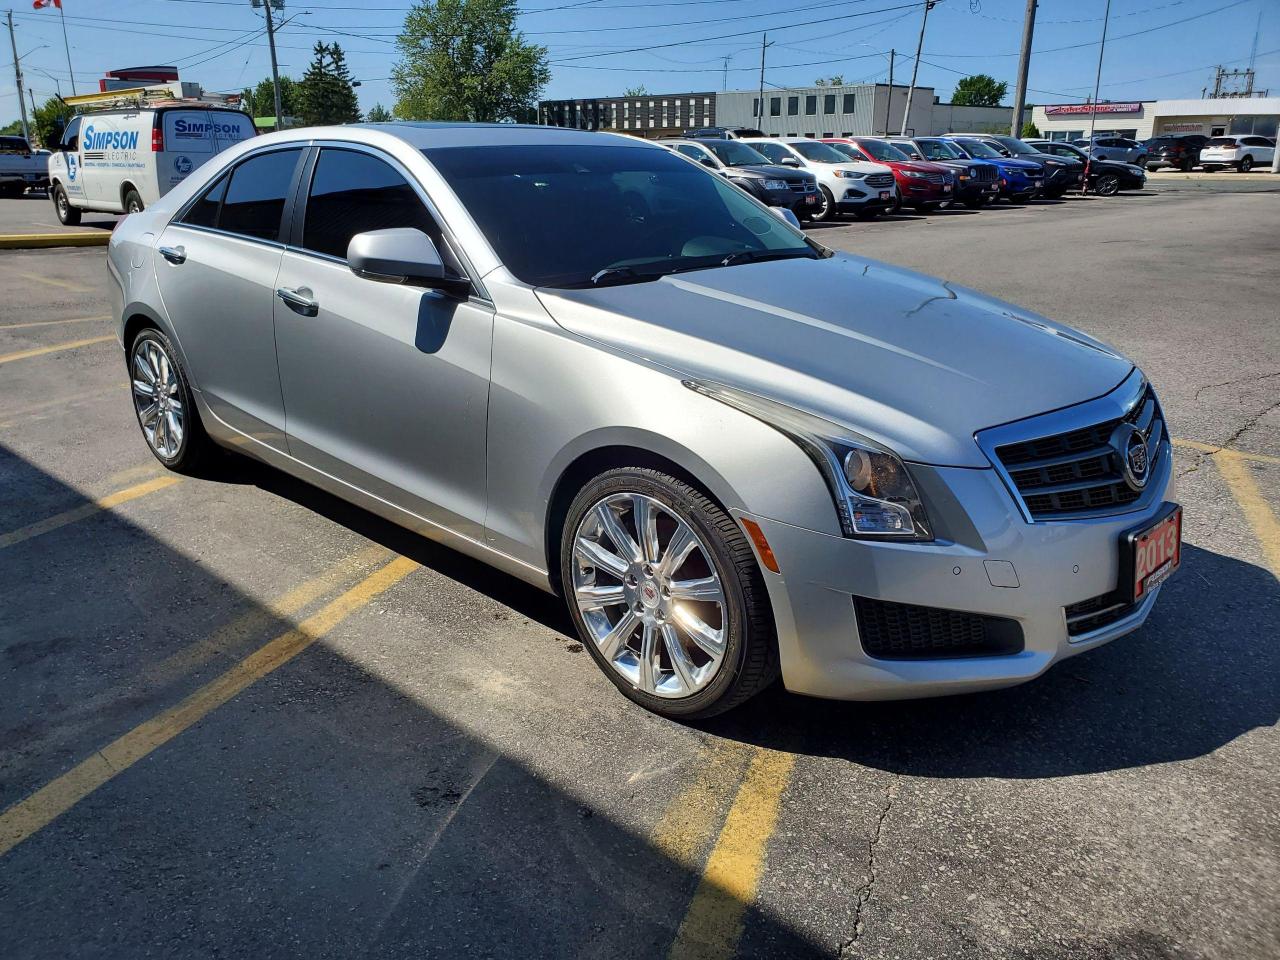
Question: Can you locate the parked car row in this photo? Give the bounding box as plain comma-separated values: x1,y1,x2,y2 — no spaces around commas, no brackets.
1070,133,1275,173
665,129,1148,224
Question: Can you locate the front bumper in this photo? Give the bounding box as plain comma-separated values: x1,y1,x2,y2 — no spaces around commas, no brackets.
899,180,954,205
743,448,1175,701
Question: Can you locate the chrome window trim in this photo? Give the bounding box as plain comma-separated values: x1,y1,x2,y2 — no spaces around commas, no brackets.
974,368,1170,524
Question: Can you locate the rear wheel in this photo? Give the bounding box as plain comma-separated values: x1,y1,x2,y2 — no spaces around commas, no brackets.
561,469,777,719
52,185,81,225
1238,155,1254,172
129,327,214,474
123,188,144,213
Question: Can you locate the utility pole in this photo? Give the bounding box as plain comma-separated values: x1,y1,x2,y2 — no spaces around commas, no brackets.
757,33,771,133
56,0,75,94
1010,0,1037,136
882,49,894,135
6,12,31,144
722,56,729,92
900,0,935,136
252,0,285,130
1082,0,1112,194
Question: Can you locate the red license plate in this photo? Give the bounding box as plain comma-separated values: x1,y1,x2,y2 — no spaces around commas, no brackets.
805,194,818,205
1127,505,1181,602
878,190,891,201
943,184,952,192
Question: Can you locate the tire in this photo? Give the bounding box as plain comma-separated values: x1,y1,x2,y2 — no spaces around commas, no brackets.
560,468,778,719
1135,155,1147,169
1094,174,1120,196
1181,158,1194,172
52,184,81,225
123,188,144,213
1238,156,1253,173
815,185,837,222
128,327,215,475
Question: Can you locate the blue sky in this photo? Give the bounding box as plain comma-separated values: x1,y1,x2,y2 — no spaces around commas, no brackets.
3,0,1277,122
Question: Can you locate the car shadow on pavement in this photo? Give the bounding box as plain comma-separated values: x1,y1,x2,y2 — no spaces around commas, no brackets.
701,542,1279,779
0,443,829,959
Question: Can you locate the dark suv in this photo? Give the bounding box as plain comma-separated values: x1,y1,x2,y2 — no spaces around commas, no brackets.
1143,134,1208,172
665,138,821,218
964,134,1083,198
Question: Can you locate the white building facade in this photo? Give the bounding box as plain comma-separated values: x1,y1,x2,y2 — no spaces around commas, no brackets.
1030,97,1280,142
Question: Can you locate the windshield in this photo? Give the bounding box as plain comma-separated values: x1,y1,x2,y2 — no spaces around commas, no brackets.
915,138,964,160
955,138,1002,159
993,136,1038,156
424,144,815,289
853,139,909,162
705,139,772,167
790,140,854,163
826,142,866,162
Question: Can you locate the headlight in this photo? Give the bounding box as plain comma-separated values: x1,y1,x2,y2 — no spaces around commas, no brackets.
833,169,866,179
902,169,926,179
684,380,932,540
762,179,789,190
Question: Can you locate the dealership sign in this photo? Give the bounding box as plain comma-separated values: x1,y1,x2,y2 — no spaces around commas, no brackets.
1044,102,1143,116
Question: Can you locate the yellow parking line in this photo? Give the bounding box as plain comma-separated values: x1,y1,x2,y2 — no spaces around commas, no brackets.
667,748,796,960
0,475,182,550
651,741,754,871
0,555,419,857
1213,451,1280,577
10,271,95,293
0,314,110,331
0,334,115,366
1173,438,1280,466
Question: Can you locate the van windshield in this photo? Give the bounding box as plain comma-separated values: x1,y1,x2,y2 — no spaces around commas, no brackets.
423,143,818,289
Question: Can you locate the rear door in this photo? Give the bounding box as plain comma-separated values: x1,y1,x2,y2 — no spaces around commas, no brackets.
272,145,494,537
209,110,256,155
161,108,216,196
153,146,306,451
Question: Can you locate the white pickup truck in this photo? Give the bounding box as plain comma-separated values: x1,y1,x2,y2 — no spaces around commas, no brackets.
0,136,50,197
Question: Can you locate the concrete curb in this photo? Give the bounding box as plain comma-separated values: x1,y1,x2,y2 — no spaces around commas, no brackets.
0,232,112,250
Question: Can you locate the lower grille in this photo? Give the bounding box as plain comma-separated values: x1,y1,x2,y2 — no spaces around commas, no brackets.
854,597,1024,660
994,384,1166,521
1065,592,1135,637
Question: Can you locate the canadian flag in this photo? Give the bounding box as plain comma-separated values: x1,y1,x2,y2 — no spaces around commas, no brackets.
32,0,62,8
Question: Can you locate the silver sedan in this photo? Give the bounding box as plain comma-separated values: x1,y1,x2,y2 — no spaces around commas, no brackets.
107,122,1178,717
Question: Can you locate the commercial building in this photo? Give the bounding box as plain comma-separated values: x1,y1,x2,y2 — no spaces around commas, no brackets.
539,84,1023,139
1030,96,1280,142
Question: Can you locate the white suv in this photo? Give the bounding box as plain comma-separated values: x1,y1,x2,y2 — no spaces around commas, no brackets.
742,138,896,222
1199,135,1275,173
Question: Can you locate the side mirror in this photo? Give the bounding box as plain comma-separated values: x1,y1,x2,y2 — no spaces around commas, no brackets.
780,156,801,167
347,228,461,291
699,156,717,168
769,206,802,229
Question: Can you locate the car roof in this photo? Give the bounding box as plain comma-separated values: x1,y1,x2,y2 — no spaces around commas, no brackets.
359,121,654,150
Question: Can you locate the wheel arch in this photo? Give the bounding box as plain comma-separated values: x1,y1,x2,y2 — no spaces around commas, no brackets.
120,180,142,208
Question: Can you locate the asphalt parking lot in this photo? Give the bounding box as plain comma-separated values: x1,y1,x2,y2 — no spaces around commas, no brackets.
1,183,1277,959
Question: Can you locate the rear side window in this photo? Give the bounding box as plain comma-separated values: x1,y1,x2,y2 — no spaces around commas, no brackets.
181,173,228,228
301,148,445,262
208,111,255,145
218,148,302,242
164,111,215,154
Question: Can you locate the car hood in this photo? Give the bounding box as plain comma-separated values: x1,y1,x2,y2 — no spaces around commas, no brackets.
730,164,813,182
535,254,1132,467
824,161,894,176
993,157,1044,172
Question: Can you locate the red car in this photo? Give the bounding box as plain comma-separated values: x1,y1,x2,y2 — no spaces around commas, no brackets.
823,137,957,213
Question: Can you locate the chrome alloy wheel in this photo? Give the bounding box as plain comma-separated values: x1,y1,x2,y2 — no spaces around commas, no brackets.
571,493,727,699
131,338,184,459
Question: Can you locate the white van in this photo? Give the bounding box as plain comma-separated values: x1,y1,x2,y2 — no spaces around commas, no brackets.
47,105,255,224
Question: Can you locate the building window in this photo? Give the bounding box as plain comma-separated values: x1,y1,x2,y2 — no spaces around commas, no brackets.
787,96,799,115
770,97,781,116
753,97,760,118
822,132,834,138
843,93,855,113
824,94,836,114
841,131,853,137
805,95,817,115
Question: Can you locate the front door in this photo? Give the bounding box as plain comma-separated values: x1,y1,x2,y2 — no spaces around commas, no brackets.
153,147,306,450
273,146,493,538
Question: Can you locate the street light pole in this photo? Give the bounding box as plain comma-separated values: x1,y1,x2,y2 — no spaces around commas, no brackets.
1082,0,1113,195
900,0,934,136
1010,0,1037,137
757,33,771,134
6,11,31,144
57,0,75,95
252,0,285,130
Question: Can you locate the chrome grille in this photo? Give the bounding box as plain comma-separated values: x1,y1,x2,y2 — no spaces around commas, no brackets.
924,172,945,185
989,383,1166,521
788,180,816,193
865,173,894,188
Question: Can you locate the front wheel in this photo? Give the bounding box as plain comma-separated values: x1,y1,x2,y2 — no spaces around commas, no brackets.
561,469,778,719
1094,174,1121,196
814,185,836,222
52,185,81,225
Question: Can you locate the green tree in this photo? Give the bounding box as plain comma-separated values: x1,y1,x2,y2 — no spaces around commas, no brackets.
623,85,647,97
31,96,68,151
814,75,845,86
950,74,1008,107
298,42,362,126
1021,119,1041,139
392,0,550,122
240,75,301,120
1,119,24,137
366,103,393,122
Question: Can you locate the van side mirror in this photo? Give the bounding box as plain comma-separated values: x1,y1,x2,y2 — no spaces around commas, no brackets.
347,228,465,293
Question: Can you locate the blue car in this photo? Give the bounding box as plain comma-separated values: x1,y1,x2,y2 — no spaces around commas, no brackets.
945,137,1045,203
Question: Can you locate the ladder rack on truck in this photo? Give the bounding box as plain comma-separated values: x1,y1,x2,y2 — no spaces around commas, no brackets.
62,83,244,115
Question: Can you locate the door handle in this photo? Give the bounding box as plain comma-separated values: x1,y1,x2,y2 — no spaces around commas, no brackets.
158,245,186,265
276,286,319,317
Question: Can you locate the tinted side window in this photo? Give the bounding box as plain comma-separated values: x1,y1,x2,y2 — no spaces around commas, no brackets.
181,173,228,228
219,148,302,242
62,117,81,151
302,148,444,262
